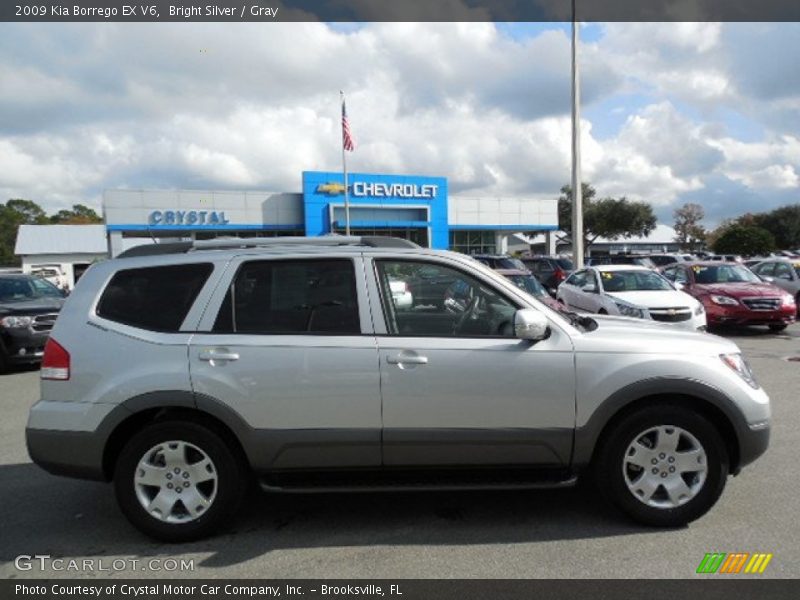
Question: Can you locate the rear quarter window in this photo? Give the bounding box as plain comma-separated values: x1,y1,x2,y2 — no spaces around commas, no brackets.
96,263,213,332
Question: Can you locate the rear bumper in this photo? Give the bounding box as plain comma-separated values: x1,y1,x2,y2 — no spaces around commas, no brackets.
26,428,107,481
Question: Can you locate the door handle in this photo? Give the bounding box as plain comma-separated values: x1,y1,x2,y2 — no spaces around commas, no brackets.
198,349,240,362
387,354,428,365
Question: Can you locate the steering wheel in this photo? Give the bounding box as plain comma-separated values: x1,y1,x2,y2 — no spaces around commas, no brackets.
452,295,481,335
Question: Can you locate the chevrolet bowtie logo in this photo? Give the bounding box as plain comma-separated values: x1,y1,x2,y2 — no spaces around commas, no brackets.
316,183,347,195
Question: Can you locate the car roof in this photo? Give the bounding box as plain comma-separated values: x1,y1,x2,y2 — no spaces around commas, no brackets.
586,264,651,272
495,268,529,276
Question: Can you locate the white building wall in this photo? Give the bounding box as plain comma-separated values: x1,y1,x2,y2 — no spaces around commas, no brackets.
449,196,558,229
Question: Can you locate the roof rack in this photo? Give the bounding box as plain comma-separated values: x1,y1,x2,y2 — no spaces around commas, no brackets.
116,236,420,258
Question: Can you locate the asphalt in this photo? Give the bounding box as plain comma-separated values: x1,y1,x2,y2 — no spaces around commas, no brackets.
1,323,798,579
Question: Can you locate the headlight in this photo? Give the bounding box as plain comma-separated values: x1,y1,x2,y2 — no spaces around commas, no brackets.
614,302,645,319
0,316,33,328
720,353,759,389
782,294,796,307
710,295,739,306
694,302,705,315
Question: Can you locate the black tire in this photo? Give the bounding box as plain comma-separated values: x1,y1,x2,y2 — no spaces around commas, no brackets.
114,420,246,542
593,404,728,527
769,323,788,332
598,309,608,315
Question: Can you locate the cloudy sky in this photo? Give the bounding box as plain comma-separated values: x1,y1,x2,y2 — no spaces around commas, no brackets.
0,21,798,227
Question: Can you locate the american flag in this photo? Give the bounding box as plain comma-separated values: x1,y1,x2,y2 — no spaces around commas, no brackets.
341,97,355,152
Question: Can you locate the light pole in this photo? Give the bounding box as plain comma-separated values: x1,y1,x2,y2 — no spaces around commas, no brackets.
571,0,584,267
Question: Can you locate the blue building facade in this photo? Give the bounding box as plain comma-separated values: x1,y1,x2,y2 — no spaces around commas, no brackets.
303,171,449,249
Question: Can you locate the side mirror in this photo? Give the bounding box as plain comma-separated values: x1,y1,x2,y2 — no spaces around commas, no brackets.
674,281,685,291
581,283,597,294
514,309,550,341
760,275,774,283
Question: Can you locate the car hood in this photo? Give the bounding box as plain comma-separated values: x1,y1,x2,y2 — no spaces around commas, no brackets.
693,282,784,298
606,290,696,308
0,297,64,315
572,314,738,356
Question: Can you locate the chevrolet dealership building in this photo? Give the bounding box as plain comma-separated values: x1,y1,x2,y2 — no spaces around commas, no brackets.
104,171,559,257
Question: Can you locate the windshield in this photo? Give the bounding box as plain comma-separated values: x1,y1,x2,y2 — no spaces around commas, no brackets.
494,257,527,270
0,277,63,303
504,273,546,297
692,264,761,284
599,270,673,292
556,258,574,270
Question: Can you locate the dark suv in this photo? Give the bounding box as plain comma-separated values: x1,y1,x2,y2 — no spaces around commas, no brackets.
519,256,575,295
0,274,65,372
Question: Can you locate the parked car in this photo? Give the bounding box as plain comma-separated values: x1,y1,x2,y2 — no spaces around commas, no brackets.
30,264,69,291
470,254,529,271
388,278,413,309
27,236,770,541
519,256,575,296
0,274,65,373
585,255,657,269
706,255,744,263
556,265,706,331
749,259,800,315
661,262,796,331
495,268,564,312
645,254,694,267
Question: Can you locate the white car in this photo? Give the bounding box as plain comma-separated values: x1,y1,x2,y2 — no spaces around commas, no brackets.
389,278,413,309
30,265,68,290
557,265,706,330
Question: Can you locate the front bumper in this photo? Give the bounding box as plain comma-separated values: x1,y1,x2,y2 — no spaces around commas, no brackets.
737,421,770,472
705,303,796,326
1,328,49,364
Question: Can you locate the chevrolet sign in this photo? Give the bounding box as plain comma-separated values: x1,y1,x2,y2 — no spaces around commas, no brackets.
353,182,438,199
316,183,347,195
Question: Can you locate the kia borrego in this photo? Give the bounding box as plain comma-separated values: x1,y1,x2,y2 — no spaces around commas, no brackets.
661,262,796,331
556,266,706,330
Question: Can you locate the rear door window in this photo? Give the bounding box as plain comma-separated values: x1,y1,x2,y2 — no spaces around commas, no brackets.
97,263,213,332
213,259,360,334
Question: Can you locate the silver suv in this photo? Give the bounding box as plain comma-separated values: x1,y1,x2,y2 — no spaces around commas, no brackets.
26,237,770,541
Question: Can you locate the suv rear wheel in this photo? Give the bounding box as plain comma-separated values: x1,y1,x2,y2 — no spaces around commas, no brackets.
114,420,245,542
594,405,728,527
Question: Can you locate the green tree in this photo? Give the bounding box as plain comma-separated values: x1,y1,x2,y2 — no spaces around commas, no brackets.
673,202,706,252
750,204,800,250
558,183,657,251
50,204,102,224
0,198,50,266
712,224,775,256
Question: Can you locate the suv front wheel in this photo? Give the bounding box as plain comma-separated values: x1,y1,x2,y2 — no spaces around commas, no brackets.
594,404,728,527
114,420,246,542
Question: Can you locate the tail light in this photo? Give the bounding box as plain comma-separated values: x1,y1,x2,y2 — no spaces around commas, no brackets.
554,268,566,282
41,338,70,380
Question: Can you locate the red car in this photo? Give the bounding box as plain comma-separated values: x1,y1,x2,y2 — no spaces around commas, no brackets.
661,262,796,331
496,268,565,312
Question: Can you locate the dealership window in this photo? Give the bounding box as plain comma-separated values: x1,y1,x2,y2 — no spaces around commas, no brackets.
213,259,360,334
449,230,496,255
332,226,429,247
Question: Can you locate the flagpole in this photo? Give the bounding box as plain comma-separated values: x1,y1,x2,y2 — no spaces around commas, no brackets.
340,90,351,236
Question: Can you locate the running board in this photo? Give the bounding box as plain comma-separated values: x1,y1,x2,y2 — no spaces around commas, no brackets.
258,468,578,494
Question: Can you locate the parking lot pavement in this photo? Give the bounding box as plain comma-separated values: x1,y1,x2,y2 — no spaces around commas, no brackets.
1,324,798,579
